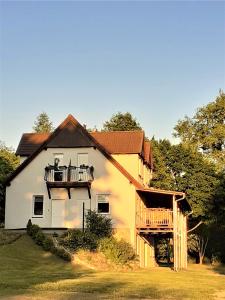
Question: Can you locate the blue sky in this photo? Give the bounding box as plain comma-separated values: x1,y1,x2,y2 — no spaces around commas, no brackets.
1,1,225,149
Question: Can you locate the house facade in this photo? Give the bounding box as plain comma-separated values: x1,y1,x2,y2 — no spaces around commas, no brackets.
5,115,191,270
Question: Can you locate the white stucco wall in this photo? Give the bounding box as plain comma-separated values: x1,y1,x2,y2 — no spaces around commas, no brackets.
112,154,152,187
5,147,136,244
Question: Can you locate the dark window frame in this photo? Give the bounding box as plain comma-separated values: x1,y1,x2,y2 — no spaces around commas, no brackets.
97,194,110,214
33,195,44,218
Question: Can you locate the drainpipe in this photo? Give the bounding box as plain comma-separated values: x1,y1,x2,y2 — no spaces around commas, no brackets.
176,193,185,202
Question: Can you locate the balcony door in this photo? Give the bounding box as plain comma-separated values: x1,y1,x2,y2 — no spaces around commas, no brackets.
51,199,65,227
77,153,89,181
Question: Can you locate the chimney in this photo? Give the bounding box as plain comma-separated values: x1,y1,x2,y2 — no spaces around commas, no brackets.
83,124,87,129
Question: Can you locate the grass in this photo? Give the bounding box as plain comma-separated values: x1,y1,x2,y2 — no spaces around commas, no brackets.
0,234,225,299
0,228,21,245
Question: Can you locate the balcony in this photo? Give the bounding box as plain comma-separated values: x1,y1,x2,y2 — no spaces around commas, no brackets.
44,165,94,199
136,208,173,232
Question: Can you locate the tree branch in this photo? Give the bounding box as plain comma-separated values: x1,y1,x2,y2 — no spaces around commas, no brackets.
187,221,203,233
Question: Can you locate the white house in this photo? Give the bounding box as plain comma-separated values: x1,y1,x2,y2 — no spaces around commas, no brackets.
5,114,191,270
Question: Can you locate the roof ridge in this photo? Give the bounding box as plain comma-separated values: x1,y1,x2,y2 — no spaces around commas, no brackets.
91,130,144,133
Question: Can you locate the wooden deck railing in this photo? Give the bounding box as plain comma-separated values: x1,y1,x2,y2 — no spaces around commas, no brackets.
136,208,173,229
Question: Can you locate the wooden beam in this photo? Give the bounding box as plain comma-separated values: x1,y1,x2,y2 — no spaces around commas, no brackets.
46,183,51,199
67,188,71,199
87,185,91,199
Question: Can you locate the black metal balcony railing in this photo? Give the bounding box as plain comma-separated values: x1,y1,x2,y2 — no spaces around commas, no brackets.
44,165,94,183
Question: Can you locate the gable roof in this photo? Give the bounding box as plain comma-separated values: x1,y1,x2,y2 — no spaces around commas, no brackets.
16,130,152,167
6,115,143,189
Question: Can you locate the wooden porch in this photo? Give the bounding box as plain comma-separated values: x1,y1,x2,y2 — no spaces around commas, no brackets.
136,208,173,232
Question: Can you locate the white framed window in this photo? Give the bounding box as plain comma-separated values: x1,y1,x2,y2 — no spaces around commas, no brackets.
96,194,110,214
77,153,89,166
33,195,44,217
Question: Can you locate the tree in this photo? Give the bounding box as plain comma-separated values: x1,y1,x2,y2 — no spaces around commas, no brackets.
174,91,225,170
103,112,142,131
33,112,54,133
0,142,19,223
150,139,219,221
188,232,209,264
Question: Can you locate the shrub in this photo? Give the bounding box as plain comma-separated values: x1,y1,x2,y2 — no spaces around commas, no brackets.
34,231,46,246
54,246,71,261
26,219,32,235
60,229,83,251
85,210,112,239
42,236,54,251
81,230,98,251
99,237,135,264
25,220,71,262
30,224,41,239
59,229,97,252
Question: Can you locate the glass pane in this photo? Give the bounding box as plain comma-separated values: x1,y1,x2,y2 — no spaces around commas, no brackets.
98,202,109,213
54,171,63,181
34,197,43,215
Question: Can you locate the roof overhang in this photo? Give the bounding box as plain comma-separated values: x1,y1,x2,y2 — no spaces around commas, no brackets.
136,187,191,212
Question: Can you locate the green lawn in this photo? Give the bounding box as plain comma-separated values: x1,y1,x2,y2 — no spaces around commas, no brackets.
0,235,225,300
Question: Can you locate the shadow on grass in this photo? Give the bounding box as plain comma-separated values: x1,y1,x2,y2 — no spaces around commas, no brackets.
211,264,225,275
0,234,95,298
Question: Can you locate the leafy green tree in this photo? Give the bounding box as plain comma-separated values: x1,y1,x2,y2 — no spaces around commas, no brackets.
33,112,54,133
103,112,142,131
150,139,175,190
151,139,219,220
174,91,225,170
0,142,19,223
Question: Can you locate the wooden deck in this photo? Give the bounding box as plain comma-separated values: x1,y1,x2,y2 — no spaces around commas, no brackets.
136,208,173,232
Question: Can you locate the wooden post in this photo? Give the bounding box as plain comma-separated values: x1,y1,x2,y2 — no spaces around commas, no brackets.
173,195,178,271
82,202,85,232
139,236,145,268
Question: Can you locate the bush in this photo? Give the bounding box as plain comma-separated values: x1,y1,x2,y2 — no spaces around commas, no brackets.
30,224,41,239
34,231,46,246
26,220,71,262
99,237,135,264
26,219,32,235
42,236,54,251
54,247,71,261
85,210,112,239
60,229,97,252
81,230,98,251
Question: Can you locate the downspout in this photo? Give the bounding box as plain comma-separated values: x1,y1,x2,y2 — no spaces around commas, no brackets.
176,193,185,202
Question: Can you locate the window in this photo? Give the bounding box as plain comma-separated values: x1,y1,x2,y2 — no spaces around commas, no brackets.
33,196,44,217
53,153,64,181
97,194,110,214
77,153,88,166
54,170,63,181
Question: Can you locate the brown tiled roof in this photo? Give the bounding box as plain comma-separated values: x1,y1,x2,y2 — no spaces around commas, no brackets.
16,130,153,167
16,133,50,156
91,131,144,154
143,140,153,169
